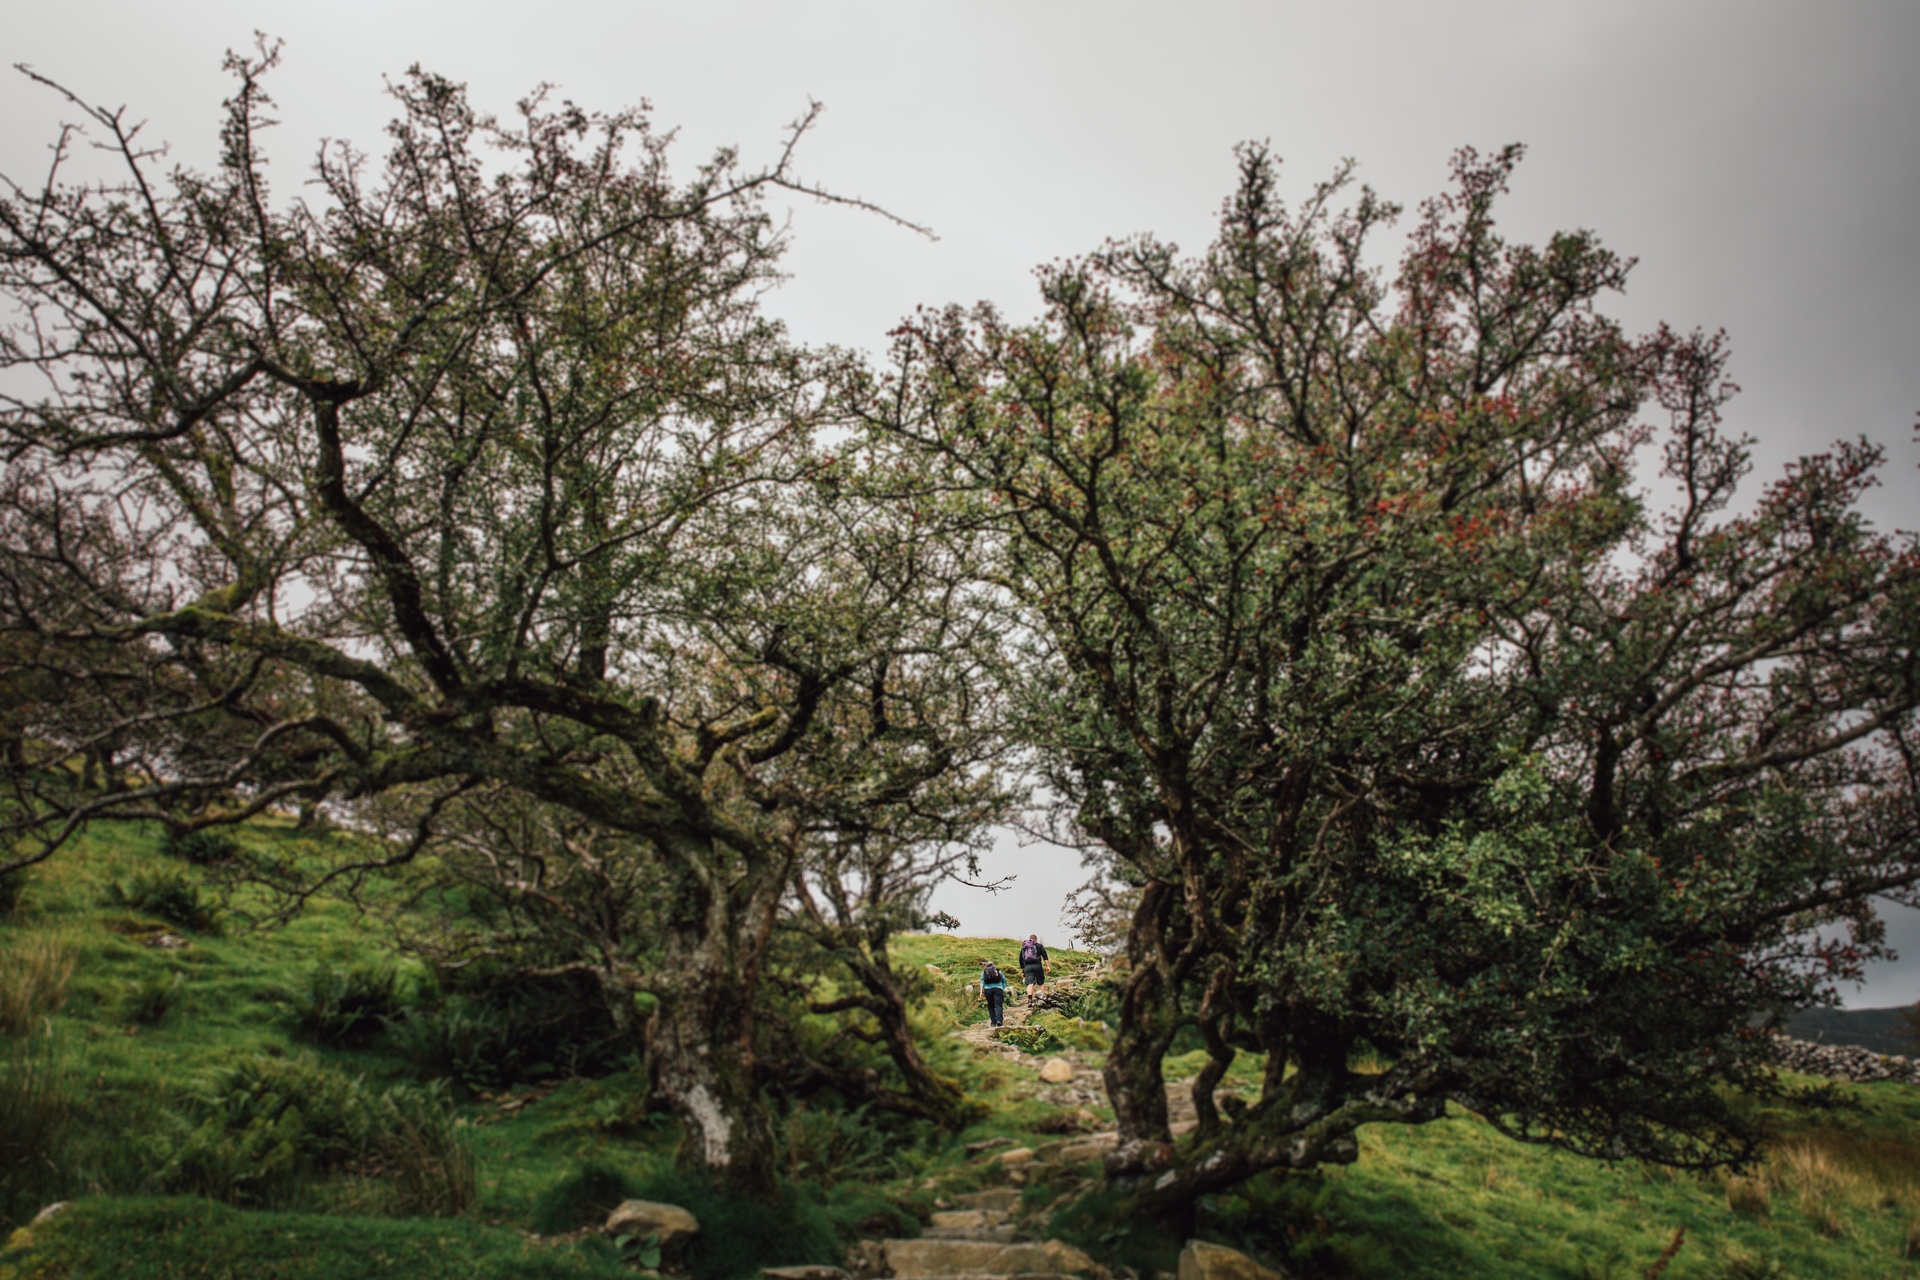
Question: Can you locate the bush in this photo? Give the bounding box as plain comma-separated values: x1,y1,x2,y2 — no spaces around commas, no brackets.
158,1051,474,1215
160,1051,377,1206
293,961,402,1047
122,971,185,1026
165,828,242,866
628,1170,840,1280
105,871,220,934
531,1161,638,1235
0,934,75,1036
376,1083,475,1218
392,968,631,1091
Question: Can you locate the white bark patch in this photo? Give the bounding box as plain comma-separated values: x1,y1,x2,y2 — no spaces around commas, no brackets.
685,1084,734,1166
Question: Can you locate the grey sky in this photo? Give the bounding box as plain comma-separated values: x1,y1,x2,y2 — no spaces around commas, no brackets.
6,2,1917,1000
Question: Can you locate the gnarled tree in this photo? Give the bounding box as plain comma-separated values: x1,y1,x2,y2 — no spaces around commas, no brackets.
0,46,994,1198
871,144,1920,1217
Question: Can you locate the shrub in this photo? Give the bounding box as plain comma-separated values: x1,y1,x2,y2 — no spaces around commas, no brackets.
392,969,630,1091
166,828,242,866
122,971,185,1026
377,1083,475,1218
0,1035,71,1230
293,961,402,1047
160,1051,377,1206
0,934,75,1036
627,1170,839,1280
990,1024,1061,1055
104,870,220,934
531,1161,638,1236
781,1102,923,1188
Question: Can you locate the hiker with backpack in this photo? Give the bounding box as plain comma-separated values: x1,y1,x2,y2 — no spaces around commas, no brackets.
980,960,1010,1027
1018,934,1049,1003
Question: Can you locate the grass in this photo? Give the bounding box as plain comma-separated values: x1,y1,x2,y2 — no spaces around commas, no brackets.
7,820,1920,1277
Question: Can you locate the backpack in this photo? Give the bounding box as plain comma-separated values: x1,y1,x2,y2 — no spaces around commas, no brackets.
1019,939,1041,965
982,962,1001,983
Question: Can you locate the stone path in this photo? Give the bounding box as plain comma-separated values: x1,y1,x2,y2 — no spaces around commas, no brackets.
829,964,1285,1280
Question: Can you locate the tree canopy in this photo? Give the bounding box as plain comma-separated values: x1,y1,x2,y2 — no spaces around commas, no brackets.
4,46,1918,1220
868,143,1920,1212
0,47,1003,1196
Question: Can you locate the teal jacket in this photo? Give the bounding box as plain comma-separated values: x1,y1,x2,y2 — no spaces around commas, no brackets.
981,967,1009,991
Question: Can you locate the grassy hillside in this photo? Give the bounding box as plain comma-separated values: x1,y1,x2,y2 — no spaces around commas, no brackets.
5,821,1920,1278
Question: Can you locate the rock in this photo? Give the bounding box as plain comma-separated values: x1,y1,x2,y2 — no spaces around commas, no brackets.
965,1135,1014,1153
1053,1140,1114,1164
1179,1239,1288,1280
953,1187,1020,1212
1039,1057,1077,1083
762,1268,851,1280
844,1239,889,1279
930,1209,988,1229
886,1238,1102,1277
604,1199,700,1247
30,1202,69,1225
1772,1034,1920,1085
996,1146,1036,1166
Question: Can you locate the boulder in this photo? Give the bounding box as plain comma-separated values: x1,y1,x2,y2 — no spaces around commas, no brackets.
929,1209,988,1229
1039,1057,1077,1083
996,1146,1036,1167
1178,1239,1288,1280
604,1199,700,1248
30,1203,69,1225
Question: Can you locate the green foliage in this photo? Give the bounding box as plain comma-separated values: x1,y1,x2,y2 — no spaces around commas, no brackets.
156,1051,468,1213
104,870,219,934
530,1161,638,1235
165,829,241,866
377,1084,476,1218
625,1170,841,1280
0,1197,639,1279
780,1102,930,1190
120,970,185,1026
1715,1250,1791,1280
292,961,402,1047
0,1035,70,1230
0,934,72,1036
1028,1011,1111,1052
991,1024,1062,1055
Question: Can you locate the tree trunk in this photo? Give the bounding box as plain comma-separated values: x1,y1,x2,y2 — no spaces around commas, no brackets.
1103,879,1184,1177
645,836,790,1201
856,955,981,1129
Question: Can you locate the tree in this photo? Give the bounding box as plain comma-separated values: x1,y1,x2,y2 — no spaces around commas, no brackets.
870,144,1920,1217
0,45,995,1199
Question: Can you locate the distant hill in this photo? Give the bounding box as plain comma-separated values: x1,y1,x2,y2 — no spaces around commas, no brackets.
1784,1005,1919,1055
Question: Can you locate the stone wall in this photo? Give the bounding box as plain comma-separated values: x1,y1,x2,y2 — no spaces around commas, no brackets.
1773,1034,1920,1085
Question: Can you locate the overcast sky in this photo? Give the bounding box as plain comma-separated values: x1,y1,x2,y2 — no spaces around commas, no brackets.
6,2,1916,1002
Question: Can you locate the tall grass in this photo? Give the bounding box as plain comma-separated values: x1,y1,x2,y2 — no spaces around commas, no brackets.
0,1034,72,1229
0,933,75,1036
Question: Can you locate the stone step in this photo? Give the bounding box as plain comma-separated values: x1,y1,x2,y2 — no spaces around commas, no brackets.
923,1225,1022,1243
951,1188,1020,1213
884,1238,1101,1279
930,1209,1010,1230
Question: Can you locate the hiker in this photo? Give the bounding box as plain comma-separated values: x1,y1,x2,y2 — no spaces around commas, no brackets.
1018,934,1049,1003
980,960,1009,1027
